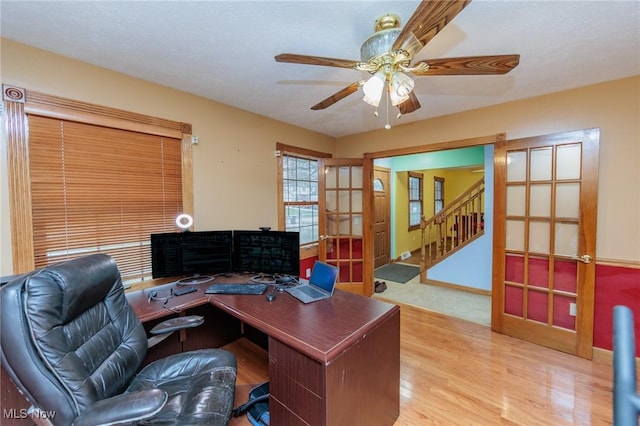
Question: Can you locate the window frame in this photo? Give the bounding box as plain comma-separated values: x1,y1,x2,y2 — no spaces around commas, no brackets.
408,171,423,231
4,86,193,278
276,143,331,259
434,176,445,214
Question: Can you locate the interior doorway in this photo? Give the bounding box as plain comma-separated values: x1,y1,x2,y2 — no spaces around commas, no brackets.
367,135,501,325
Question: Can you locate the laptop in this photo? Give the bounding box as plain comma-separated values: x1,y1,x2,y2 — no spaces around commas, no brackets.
285,261,339,304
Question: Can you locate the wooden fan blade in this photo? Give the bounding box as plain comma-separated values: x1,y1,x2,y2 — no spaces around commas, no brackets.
411,55,520,76
275,53,359,69
397,91,421,115
392,0,472,52
311,81,364,110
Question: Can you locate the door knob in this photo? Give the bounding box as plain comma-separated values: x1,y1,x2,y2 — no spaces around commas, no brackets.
572,254,592,264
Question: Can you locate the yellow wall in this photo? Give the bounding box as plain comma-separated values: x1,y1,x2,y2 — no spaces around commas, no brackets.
394,168,483,256
443,169,483,206
337,76,640,263
0,39,336,275
393,171,411,256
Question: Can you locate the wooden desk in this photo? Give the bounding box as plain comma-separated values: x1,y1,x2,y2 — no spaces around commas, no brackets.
127,280,401,426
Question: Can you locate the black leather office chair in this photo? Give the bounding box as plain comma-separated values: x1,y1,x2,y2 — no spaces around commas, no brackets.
1,254,237,426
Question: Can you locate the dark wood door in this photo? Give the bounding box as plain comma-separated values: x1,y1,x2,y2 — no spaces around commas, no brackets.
373,166,391,269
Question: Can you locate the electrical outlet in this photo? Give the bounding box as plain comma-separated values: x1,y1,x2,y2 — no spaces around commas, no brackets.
569,303,576,317
305,268,311,278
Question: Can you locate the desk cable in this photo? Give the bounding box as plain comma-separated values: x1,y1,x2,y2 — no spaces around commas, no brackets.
147,289,173,304
147,286,191,303
147,289,188,314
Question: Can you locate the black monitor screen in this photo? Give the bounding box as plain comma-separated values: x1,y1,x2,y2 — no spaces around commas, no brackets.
233,230,300,276
151,231,233,278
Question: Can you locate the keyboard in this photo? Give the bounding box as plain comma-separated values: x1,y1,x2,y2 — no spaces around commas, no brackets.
300,286,325,298
204,283,268,295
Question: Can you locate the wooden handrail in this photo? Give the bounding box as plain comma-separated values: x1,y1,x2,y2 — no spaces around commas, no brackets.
419,177,485,278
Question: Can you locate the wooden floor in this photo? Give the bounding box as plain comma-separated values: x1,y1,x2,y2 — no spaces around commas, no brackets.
226,300,617,425
225,338,270,426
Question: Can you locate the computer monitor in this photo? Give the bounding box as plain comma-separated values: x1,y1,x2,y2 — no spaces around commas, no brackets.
150,230,233,278
233,230,300,276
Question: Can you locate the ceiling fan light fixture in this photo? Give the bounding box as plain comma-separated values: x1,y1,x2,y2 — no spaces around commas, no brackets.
275,1,520,127
389,91,409,106
388,71,413,106
391,72,414,97
360,14,401,62
362,71,385,106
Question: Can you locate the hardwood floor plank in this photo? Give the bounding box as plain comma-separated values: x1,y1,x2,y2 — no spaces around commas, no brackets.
225,302,622,425
224,338,269,426
395,302,614,425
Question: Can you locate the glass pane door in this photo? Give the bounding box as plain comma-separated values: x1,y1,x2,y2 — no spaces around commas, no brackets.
320,159,364,290
494,129,599,358
504,145,581,329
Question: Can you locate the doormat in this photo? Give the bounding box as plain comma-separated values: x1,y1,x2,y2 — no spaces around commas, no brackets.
374,263,420,284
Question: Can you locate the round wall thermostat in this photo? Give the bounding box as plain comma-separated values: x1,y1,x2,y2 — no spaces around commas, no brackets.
175,213,193,230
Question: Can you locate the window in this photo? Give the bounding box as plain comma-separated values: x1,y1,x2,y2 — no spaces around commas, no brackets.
28,117,182,283
373,178,384,192
283,155,318,244
408,171,423,230
277,143,331,247
5,87,192,283
434,176,445,214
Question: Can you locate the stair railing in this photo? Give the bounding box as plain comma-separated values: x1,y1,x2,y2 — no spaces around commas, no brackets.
419,177,485,277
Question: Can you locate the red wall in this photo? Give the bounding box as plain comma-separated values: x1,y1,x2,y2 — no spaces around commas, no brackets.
593,264,640,356
299,257,316,279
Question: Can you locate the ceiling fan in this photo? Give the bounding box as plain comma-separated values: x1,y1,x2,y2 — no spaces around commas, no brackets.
275,0,519,128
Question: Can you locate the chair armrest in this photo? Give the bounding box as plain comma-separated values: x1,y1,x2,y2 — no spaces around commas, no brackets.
147,315,205,349
72,389,167,426
149,315,204,335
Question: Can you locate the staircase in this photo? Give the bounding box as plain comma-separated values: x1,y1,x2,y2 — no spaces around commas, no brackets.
418,178,485,280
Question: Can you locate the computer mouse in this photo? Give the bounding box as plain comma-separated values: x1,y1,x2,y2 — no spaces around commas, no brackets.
266,292,276,302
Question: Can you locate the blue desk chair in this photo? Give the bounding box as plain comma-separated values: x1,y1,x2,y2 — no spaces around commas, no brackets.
613,305,640,426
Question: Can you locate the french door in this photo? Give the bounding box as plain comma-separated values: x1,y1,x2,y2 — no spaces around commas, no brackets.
318,158,370,294
492,129,599,358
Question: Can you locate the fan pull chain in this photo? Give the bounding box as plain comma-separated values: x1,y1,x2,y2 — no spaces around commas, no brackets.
384,83,391,130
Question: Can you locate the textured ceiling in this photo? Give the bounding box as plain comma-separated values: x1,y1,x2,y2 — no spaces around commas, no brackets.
2,0,639,138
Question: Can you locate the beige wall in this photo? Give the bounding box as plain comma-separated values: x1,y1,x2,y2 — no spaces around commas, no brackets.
0,39,336,275
336,76,640,263
2,39,639,275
